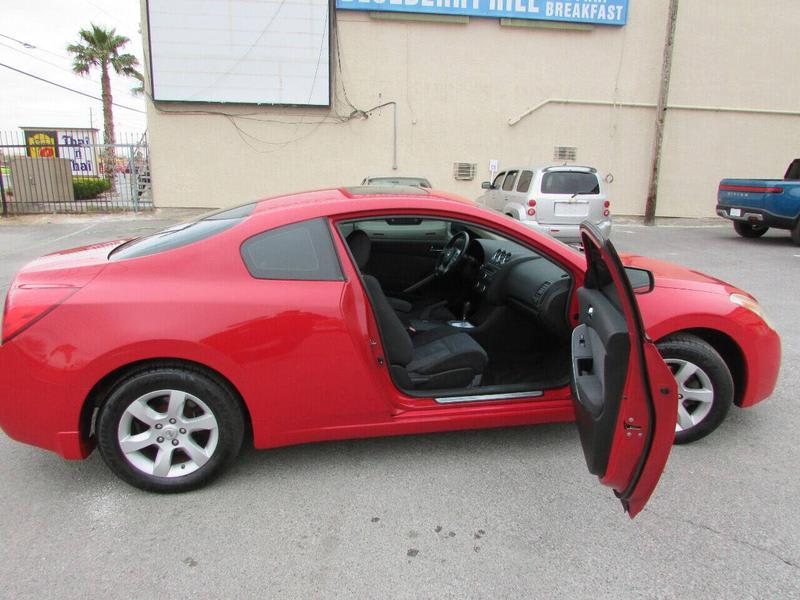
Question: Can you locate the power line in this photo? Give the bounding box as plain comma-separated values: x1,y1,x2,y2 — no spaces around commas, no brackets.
0,61,145,113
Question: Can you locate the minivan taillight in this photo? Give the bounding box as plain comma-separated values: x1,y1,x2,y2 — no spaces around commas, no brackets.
2,285,78,344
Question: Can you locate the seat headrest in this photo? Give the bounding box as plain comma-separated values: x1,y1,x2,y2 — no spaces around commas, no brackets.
346,229,371,270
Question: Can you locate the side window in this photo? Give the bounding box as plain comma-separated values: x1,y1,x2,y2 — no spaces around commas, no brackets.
241,218,343,281
502,170,519,191
492,172,506,189
516,170,533,193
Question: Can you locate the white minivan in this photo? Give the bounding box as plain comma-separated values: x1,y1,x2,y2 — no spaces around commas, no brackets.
477,165,611,243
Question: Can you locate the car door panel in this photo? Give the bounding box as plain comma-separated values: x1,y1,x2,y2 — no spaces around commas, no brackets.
572,222,677,518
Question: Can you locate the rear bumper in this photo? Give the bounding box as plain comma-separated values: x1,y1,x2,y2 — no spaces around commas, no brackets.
0,342,92,460
519,218,612,243
716,204,796,230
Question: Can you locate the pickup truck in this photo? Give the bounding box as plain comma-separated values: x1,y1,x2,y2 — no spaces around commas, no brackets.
717,159,800,244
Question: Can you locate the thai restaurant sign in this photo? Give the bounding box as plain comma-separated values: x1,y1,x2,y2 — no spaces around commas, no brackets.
23,128,100,176
336,0,629,26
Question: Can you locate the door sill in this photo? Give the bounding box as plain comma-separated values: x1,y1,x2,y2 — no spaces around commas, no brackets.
435,390,544,404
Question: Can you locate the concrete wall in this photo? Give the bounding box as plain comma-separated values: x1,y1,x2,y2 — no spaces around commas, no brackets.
143,1,800,217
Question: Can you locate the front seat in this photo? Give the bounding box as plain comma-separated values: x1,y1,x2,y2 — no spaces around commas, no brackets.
346,230,457,323
361,274,488,390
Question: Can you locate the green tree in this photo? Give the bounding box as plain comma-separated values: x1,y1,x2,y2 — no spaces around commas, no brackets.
67,24,142,176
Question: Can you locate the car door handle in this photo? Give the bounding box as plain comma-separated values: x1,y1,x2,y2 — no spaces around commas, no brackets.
429,246,443,253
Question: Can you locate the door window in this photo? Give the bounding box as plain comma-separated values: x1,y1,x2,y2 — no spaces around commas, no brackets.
502,171,519,191
492,172,506,189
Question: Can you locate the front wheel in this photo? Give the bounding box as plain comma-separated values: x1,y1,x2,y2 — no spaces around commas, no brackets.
656,335,734,445
733,221,769,238
96,366,244,492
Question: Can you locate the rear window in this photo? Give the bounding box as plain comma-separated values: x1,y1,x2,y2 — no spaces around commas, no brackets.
110,203,256,260
517,170,533,193
541,172,600,195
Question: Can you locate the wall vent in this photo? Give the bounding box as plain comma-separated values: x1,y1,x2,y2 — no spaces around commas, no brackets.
453,162,477,181
553,146,577,161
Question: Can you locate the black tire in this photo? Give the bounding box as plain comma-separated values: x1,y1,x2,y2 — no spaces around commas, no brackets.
791,220,800,245
656,335,734,445
733,220,769,238
96,365,244,492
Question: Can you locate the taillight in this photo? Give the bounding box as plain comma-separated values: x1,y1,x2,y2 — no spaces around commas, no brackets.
527,208,536,216
527,199,537,207
604,200,610,208
2,284,78,343
603,209,610,217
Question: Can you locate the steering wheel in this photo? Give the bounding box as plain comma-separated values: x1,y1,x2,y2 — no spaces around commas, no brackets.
436,231,470,276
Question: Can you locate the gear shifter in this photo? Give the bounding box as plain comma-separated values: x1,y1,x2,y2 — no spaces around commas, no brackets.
461,301,471,321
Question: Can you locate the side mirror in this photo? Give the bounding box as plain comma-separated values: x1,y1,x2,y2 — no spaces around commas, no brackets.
481,181,492,190
625,267,655,294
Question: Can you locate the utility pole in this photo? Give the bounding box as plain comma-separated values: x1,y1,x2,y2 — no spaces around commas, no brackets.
644,0,680,225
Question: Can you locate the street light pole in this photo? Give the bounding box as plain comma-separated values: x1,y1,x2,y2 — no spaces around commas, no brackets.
644,0,680,225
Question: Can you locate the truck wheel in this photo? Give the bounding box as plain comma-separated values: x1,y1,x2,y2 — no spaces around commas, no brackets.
733,221,769,238
791,220,800,245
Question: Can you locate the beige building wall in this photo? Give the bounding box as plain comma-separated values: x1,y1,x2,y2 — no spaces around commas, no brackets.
143,1,800,217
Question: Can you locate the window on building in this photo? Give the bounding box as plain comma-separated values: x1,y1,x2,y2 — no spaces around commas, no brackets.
241,218,343,281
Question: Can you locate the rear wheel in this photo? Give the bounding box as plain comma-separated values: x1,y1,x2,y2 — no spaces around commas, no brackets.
656,335,734,445
733,221,769,238
791,220,800,245
96,366,244,492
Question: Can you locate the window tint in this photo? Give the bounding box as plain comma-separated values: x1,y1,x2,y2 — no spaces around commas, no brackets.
502,170,518,191
241,218,343,281
110,202,256,260
541,172,600,195
492,172,505,189
517,170,533,193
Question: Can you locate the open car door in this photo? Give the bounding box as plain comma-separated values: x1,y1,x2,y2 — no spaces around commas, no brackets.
571,223,677,518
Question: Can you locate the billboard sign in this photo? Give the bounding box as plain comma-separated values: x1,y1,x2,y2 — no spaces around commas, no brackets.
147,0,331,106
336,0,629,26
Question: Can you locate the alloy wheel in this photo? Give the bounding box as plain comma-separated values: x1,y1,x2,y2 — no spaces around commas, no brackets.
664,358,715,433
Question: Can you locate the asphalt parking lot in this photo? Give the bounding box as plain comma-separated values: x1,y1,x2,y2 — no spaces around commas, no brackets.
0,212,797,598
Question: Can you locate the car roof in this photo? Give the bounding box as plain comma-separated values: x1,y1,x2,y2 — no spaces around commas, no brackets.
497,165,597,173
249,187,474,220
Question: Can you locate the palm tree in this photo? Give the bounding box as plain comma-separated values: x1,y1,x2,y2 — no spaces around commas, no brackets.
67,24,142,177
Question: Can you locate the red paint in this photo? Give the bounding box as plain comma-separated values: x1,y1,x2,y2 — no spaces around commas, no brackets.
0,188,781,510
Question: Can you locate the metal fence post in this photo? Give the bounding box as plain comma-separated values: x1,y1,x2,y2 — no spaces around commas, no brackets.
0,160,7,217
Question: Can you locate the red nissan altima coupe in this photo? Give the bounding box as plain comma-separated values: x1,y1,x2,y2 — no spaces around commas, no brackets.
0,188,780,517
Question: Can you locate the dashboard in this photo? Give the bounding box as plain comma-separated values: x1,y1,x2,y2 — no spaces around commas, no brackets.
469,239,572,336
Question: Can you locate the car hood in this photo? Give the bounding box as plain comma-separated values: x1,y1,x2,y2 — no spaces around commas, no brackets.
620,253,747,297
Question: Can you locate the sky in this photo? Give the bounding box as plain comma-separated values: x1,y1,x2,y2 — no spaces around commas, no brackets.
0,0,146,136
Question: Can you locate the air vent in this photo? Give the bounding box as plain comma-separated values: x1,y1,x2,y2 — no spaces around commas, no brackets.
554,146,577,161
532,281,552,305
453,162,477,181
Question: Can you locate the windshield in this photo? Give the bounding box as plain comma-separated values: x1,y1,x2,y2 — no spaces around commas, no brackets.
368,177,431,188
